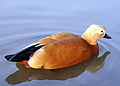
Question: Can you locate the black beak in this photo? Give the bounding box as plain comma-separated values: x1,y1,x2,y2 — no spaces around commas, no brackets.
103,33,111,39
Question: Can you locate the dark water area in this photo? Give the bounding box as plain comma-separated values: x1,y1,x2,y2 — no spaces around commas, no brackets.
0,0,120,86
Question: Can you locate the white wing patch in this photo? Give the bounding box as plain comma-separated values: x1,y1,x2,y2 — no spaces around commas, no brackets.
37,48,44,53
33,47,44,56
22,43,38,50
21,43,44,51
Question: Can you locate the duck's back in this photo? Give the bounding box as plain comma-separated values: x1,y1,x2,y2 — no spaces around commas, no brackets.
38,33,79,45
28,37,93,69
47,32,79,40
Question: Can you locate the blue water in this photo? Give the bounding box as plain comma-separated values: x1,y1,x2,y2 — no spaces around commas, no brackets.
0,0,120,86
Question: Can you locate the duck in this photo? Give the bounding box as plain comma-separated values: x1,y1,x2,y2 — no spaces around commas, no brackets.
5,24,111,69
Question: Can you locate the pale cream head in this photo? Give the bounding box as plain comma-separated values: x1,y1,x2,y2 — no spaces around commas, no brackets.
81,24,106,45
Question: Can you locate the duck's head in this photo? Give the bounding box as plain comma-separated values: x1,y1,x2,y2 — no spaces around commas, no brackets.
81,24,111,45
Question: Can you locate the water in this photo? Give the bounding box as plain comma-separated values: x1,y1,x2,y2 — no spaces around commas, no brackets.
0,0,120,86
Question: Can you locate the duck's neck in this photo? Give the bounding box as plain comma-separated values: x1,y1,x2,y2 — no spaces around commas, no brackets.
81,33,97,45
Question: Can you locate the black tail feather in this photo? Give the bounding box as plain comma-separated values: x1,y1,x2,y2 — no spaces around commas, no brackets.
5,44,45,62
5,54,16,61
5,53,30,62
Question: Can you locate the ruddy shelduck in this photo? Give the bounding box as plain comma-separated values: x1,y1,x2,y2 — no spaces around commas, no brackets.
5,24,111,69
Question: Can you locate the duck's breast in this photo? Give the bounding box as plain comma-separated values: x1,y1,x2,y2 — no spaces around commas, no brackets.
90,45,99,55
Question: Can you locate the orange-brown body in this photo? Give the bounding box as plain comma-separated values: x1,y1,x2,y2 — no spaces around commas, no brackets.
20,33,99,69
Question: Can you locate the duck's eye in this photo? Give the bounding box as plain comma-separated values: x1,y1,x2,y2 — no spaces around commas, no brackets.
97,30,104,33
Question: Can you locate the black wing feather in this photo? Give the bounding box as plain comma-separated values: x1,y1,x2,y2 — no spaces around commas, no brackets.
5,43,45,62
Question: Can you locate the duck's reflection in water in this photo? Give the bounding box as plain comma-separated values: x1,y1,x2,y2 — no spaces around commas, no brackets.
5,51,110,85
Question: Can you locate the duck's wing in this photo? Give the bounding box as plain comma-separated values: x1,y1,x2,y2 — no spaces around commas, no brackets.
28,37,91,69
43,37,91,69
5,43,45,62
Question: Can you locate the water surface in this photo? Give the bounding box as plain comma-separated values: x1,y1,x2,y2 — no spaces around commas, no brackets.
0,0,120,86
